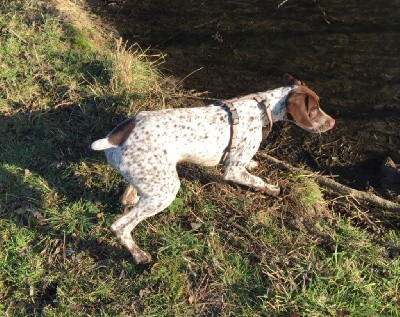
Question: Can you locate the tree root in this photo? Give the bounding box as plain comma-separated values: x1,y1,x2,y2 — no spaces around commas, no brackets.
257,153,400,213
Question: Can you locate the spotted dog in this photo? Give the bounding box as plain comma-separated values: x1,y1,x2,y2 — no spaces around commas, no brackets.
91,74,335,264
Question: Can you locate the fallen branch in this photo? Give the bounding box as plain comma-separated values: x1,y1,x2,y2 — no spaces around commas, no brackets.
257,152,400,213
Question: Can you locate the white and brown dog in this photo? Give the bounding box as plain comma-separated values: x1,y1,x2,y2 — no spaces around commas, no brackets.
92,74,335,264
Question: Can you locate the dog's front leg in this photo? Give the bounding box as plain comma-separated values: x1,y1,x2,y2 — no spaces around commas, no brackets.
246,159,259,171
223,164,280,196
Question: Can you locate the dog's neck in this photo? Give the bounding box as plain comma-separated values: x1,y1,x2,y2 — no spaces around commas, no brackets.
258,86,294,122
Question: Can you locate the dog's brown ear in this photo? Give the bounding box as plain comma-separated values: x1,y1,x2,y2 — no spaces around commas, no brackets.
286,91,314,129
283,74,305,87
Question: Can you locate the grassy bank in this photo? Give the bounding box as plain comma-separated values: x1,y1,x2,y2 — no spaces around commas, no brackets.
0,0,399,316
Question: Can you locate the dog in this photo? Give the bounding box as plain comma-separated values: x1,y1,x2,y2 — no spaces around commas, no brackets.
91,74,335,264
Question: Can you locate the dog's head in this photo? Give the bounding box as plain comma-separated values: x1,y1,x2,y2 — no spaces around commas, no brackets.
284,74,335,133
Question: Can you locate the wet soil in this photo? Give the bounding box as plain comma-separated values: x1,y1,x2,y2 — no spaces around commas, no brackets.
86,0,400,194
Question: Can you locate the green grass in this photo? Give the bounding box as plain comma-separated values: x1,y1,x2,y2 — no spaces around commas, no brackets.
291,174,324,213
0,0,399,316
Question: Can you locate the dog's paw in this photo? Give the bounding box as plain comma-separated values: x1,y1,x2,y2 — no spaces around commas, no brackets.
263,184,280,197
133,250,152,265
247,160,259,171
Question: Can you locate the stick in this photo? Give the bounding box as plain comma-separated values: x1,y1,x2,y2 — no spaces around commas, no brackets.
6,27,27,43
257,152,400,213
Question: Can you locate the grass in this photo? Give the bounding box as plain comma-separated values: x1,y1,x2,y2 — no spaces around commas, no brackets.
109,38,163,96
292,174,324,213
0,0,399,316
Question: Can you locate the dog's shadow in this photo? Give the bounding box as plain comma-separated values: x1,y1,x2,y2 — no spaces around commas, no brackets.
177,162,224,184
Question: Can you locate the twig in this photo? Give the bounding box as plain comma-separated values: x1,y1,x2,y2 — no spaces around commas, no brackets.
346,196,380,230
191,14,226,30
256,152,400,213
159,15,226,46
179,67,204,84
316,1,331,25
278,0,290,8
6,27,28,43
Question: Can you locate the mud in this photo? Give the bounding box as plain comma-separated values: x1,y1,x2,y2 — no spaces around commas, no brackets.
86,0,400,194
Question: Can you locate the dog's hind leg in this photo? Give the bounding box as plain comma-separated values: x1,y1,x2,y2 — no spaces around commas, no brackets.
120,183,139,206
111,169,180,264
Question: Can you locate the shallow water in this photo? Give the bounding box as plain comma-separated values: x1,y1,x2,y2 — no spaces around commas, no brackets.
87,0,400,191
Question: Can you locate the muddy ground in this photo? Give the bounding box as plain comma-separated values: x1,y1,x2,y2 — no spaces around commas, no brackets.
85,0,400,197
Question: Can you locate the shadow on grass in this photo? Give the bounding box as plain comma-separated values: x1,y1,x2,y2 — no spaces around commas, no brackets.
0,94,129,242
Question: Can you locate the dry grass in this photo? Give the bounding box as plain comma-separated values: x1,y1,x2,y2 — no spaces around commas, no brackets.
109,39,164,97
51,0,116,49
52,0,169,111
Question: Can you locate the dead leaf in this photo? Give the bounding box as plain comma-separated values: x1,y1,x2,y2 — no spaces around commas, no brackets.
30,210,47,226
188,295,195,304
336,309,350,316
190,222,202,230
139,288,151,298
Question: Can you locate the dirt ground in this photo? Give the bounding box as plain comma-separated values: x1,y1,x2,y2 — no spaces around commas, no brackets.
85,0,400,197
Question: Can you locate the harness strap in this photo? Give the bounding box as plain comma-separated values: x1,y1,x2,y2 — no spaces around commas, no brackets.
220,102,239,163
260,98,273,137
220,95,273,163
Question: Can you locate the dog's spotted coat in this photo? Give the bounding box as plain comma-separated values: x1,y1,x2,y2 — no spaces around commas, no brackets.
91,75,335,264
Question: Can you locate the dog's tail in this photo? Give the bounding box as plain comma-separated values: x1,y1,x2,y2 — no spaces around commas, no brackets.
92,117,137,151
91,138,116,151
